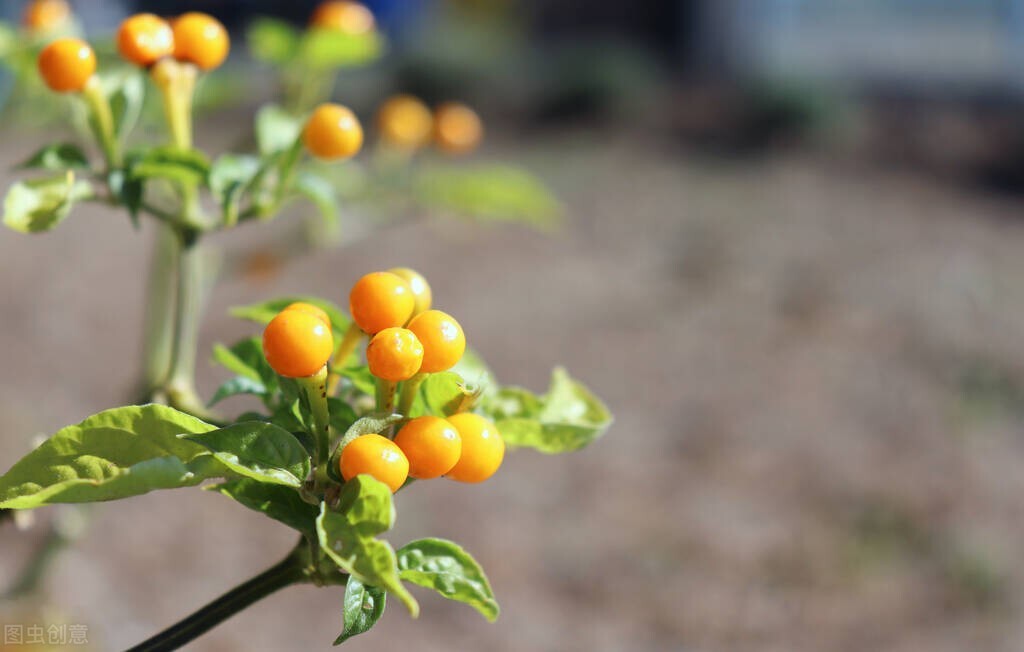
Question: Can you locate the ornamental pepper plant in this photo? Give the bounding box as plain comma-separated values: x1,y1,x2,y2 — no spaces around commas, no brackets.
0,269,612,648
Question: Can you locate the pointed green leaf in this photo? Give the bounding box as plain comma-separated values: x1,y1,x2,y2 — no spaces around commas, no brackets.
335,575,386,645
211,478,318,537
398,538,499,622
184,422,310,487
3,172,93,233
420,372,479,417
316,479,418,616
212,337,279,393
130,146,211,186
484,368,611,454
300,28,384,70
414,164,562,228
0,405,222,509
256,104,302,156
208,376,269,407
247,18,301,65
17,143,89,171
105,71,145,141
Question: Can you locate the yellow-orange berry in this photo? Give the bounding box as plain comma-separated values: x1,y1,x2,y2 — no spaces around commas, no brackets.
37,38,95,93
310,1,375,35
303,103,364,160
367,327,423,381
387,267,431,317
434,102,483,155
349,271,415,334
394,416,462,479
407,310,465,374
283,302,332,330
23,0,71,33
173,12,229,71
376,95,433,150
445,413,504,483
340,433,408,492
118,13,174,67
262,310,334,378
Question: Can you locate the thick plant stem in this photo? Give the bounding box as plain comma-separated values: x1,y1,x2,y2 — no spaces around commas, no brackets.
141,224,179,399
163,230,209,417
327,323,364,395
126,544,310,652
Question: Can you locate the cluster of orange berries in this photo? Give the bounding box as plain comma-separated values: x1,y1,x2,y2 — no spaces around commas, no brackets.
261,270,504,491
377,94,484,155
36,10,228,94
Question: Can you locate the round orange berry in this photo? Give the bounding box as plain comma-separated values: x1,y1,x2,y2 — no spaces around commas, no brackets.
349,271,415,334
310,1,375,35
366,327,423,381
303,103,364,160
387,267,431,317
283,301,331,330
262,309,334,378
407,310,465,374
340,433,409,492
117,13,174,67
173,12,229,71
394,416,462,480
38,38,95,93
23,0,71,33
445,413,504,483
376,95,433,150
434,102,483,154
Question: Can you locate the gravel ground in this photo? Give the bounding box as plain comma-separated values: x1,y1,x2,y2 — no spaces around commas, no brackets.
3,120,1024,651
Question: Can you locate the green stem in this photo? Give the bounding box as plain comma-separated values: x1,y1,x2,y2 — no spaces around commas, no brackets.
163,229,209,417
297,366,332,486
126,543,310,652
376,377,397,416
81,75,121,169
397,372,427,416
141,223,179,397
327,323,364,396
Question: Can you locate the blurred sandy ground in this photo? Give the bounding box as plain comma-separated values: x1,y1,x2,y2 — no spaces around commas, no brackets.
5,105,1024,652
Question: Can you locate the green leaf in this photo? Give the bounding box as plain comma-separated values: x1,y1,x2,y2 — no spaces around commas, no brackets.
398,538,499,622
17,143,89,171
316,479,418,616
248,18,300,65
418,372,479,417
230,297,351,341
211,478,318,537
414,164,562,228
184,422,310,487
208,376,269,407
3,172,93,234
104,71,145,141
489,368,612,454
336,414,403,453
0,405,222,509
212,337,278,391
300,28,384,69
107,169,143,226
335,575,386,645
209,154,261,226
130,146,212,186
338,366,375,396
294,171,339,239
327,398,358,434
256,104,302,156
